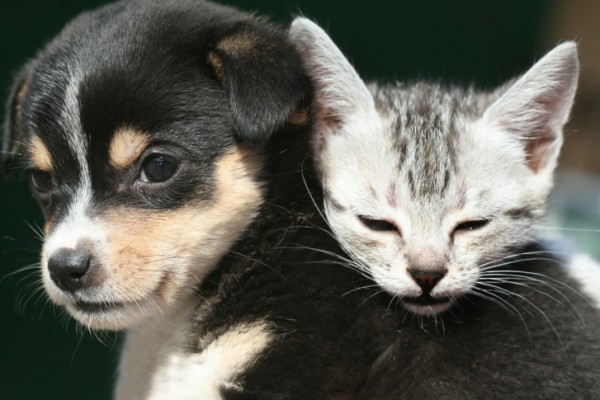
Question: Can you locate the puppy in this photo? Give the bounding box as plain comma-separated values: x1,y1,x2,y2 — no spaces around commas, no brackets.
3,0,395,398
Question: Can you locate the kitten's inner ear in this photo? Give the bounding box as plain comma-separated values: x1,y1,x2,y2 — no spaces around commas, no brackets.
483,42,579,174
207,26,310,145
289,17,374,131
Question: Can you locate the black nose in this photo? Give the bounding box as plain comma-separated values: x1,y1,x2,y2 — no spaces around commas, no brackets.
48,248,92,292
408,267,447,294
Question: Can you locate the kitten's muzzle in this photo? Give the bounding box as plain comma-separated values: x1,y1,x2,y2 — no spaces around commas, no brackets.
48,247,101,293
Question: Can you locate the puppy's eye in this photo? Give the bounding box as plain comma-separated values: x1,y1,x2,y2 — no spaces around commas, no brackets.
358,215,398,233
140,154,179,183
30,170,53,193
454,219,489,233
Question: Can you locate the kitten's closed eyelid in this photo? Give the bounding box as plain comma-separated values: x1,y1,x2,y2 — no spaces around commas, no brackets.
357,215,399,234
453,219,490,234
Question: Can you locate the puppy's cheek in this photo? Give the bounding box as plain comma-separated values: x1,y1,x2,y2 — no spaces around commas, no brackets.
100,147,265,311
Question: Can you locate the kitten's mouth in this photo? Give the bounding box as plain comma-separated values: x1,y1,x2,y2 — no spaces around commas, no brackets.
403,294,449,306
402,295,452,316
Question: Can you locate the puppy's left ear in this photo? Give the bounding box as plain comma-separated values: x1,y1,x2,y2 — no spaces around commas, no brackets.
2,65,31,177
208,22,310,144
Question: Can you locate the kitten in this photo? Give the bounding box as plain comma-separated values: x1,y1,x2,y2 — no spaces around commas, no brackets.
290,18,600,399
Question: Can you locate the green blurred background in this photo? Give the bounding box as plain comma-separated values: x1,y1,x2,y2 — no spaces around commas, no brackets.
1,1,599,399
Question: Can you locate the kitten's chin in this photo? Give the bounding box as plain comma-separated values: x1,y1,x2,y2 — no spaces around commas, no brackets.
401,296,453,316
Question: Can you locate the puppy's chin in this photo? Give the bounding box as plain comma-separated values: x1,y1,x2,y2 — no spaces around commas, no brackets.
64,299,162,331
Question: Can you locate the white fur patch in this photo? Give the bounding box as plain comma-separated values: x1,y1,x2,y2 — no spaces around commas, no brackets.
41,109,103,305
564,252,600,309
42,70,100,301
116,308,272,400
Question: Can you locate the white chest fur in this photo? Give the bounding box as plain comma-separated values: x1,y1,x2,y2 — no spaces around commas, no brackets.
114,295,273,400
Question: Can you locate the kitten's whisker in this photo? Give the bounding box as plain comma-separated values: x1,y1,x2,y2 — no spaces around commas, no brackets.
477,281,562,341
225,250,284,279
468,286,532,340
477,251,571,272
480,270,586,323
360,288,386,306
342,283,381,297
480,275,582,323
535,225,600,234
300,157,328,225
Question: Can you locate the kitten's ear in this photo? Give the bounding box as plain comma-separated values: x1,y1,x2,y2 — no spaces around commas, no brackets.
289,17,374,131
208,22,310,144
2,65,32,177
482,42,579,174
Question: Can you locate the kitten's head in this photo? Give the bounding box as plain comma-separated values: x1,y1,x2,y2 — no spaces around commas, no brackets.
290,18,578,316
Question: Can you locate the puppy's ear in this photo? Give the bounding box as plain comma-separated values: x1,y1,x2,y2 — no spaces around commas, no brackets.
3,66,31,177
208,22,310,144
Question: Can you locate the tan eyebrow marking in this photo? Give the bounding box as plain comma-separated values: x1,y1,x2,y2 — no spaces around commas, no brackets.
109,127,151,169
30,136,53,172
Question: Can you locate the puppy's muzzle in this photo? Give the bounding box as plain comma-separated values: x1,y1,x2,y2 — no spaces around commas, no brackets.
48,247,101,292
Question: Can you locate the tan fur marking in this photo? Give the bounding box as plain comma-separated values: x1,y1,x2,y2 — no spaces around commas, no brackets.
94,146,264,326
210,31,263,85
286,106,310,126
207,51,224,84
30,136,53,172
218,31,261,55
109,128,151,169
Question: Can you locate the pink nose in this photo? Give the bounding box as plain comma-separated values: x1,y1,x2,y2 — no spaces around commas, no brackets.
407,267,447,294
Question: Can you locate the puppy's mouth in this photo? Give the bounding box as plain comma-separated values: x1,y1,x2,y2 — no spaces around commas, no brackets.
401,295,452,316
57,276,174,330
73,300,126,313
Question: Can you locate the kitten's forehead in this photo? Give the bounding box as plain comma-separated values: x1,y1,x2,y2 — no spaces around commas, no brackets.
369,83,492,200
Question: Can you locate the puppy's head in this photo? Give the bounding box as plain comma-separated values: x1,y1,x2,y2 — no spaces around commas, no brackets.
3,1,309,330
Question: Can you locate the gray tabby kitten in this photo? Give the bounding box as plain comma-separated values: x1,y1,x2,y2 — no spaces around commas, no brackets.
290,18,600,399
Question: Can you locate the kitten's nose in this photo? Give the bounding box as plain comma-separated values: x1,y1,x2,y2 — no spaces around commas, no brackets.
408,267,447,294
48,248,93,292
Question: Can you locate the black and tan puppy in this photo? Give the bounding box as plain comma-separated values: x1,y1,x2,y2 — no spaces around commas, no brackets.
3,0,393,398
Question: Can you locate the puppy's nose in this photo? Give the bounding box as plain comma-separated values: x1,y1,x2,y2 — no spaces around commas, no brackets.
48,248,92,292
408,267,447,294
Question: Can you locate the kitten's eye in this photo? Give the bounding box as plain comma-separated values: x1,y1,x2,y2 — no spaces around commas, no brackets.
358,215,398,233
454,219,490,233
139,154,179,183
30,170,53,193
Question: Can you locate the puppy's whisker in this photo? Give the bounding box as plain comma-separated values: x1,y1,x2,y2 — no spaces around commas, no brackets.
0,263,41,283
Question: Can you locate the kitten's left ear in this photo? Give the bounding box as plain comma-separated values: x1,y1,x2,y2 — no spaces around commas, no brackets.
289,17,375,132
482,42,578,174
208,22,311,144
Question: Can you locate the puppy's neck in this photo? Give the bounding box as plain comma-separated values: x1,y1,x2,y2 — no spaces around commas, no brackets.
115,291,199,399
